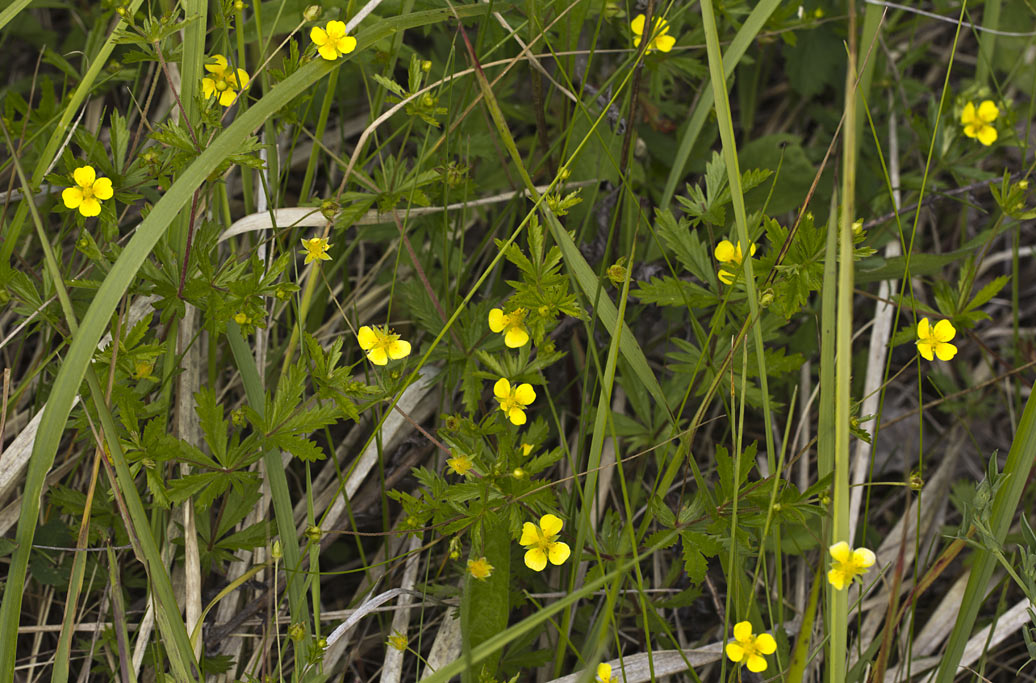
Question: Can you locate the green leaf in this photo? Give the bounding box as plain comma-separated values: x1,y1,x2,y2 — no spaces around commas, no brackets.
633,276,717,308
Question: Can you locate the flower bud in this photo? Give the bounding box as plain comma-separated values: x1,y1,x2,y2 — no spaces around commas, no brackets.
303,5,322,22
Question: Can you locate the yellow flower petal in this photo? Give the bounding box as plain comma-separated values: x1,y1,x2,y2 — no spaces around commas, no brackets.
756,633,777,654
494,378,511,399
366,346,389,365
714,240,736,263
202,78,216,99
933,319,955,342
829,541,851,563
507,407,527,425
978,100,999,123
917,340,935,361
504,326,529,348
388,339,411,360
79,197,101,217
318,43,340,61
630,13,646,35
62,187,83,209
725,642,745,662
977,125,998,146
827,567,846,590
488,308,506,333
548,541,571,565
337,35,357,55
310,26,329,46
733,621,753,641
917,317,930,339
519,522,540,546
524,547,547,571
92,177,114,200
747,654,768,673
73,165,96,187
357,326,377,350
961,102,976,126
540,514,563,536
218,89,238,107
205,54,228,73
514,383,536,405
935,341,958,361
718,269,734,285
654,33,676,52
853,547,876,569
235,68,250,90
597,663,612,683
326,20,347,38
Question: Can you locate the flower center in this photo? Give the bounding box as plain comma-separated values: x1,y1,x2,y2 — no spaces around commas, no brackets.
80,184,94,200
498,392,521,413
532,528,556,552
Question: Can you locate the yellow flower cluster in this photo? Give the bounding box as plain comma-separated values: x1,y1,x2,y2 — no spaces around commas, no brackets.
488,308,530,347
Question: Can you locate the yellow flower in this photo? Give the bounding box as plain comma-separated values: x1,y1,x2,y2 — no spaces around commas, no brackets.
233,311,249,325
827,541,876,590
467,556,494,580
357,325,412,365
714,240,757,285
202,54,250,107
446,454,473,476
519,513,571,571
597,663,614,683
132,359,154,380
387,630,408,651
915,318,958,362
300,237,332,264
62,165,114,217
494,378,536,426
311,20,357,61
488,308,530,348
961,100,999,146
521,442,533,456
725,621,777,673
630,13,676,53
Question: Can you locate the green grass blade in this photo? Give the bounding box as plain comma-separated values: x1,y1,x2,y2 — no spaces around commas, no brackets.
660,0,781,208
933,380,1036,683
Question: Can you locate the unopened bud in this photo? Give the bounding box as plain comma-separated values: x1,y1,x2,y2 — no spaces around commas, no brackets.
303,5,322,22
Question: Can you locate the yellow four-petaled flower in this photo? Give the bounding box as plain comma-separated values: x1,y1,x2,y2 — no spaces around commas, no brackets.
915,317,958,362
961,100,999,146
311,20,357,61
630,13,676,53
446,454,473,476
827,541,876,590
467,556,494,580
494,378,536,426
488,307,530,347
519,513,571,571
202,54,250,107
714,239,757,285
62,165,114,217
300,237,332,264
357,325,411,365
725,621,777,673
